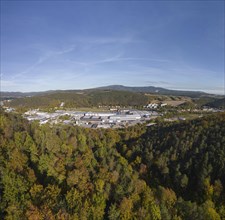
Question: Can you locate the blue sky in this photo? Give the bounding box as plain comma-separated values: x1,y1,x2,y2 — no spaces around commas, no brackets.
1,1,224,94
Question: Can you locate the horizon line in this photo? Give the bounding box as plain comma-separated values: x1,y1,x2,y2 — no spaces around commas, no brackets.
1,84,224,96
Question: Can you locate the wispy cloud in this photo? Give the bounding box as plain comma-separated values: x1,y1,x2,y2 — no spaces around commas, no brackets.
9,45,76,80
68,55,169,67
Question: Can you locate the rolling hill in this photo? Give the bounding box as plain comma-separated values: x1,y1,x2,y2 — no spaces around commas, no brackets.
1,85,211,99
1,85,224,109
94,85,208,97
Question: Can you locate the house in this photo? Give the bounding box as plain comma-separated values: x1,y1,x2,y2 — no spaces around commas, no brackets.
161,103,167,107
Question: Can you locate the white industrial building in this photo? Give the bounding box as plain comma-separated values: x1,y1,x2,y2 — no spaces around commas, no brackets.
109,114,141,122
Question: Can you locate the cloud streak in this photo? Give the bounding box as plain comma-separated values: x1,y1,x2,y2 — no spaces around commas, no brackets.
68,55,169,67
9,45,76,80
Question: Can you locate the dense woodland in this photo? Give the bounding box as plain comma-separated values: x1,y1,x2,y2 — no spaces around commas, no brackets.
0,109,225,219
7,90,149,109
205,98,225,109
5,89,224,111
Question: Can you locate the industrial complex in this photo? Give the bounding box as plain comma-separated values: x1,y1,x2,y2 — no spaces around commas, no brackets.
23,109,160,128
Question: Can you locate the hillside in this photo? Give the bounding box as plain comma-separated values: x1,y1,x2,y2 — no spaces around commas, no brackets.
119,114,225,202
2,86,224,110
0,90,80,100
0,110,224,219
6,90,149,109
1,84,213,100
206,97,225,109
94,85,208,98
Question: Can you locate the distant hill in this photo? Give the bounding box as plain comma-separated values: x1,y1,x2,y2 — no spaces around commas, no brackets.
0,91,30,99
0,90,80,100
0,91,44,100
1,85,210,99
94,85,208,98
5,90,149,109
2,85,224,109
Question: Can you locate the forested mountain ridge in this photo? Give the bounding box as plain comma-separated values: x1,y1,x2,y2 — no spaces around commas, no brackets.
6,90,149,109
1,84,209,99
0,110,225,219
2,86,224,111
94,85,209,98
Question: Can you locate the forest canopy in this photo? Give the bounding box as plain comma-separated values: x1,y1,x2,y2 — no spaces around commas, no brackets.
0,110,225,219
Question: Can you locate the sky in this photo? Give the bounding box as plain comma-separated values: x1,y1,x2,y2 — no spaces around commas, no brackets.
1,1,224,94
